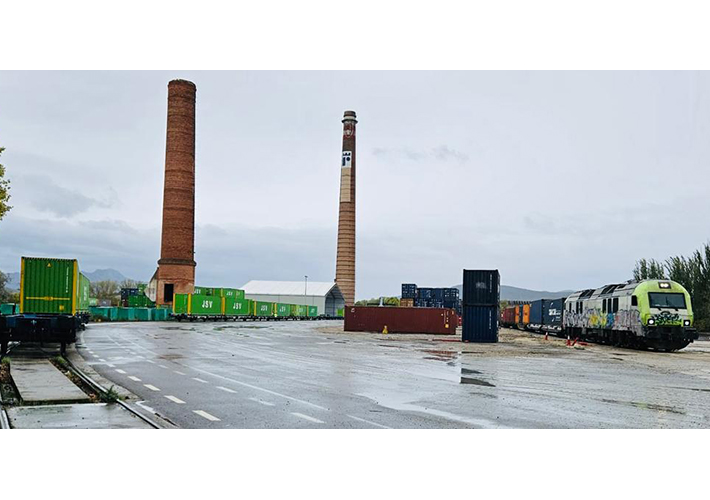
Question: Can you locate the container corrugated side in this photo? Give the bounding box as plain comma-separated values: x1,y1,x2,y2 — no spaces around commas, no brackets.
173,294,189,314
20,257,78,315
462,305,498,342
462,269,500,306
344,306,457,334
529,300,544,326
255,301,272,317
544,298,566,330
190,294,223,315
1,303,17,315
225,297,249,316
275,303,291,317
307,305,318,317
134,308,151,321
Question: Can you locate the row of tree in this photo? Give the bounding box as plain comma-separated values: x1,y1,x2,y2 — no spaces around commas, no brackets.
354,297,401,307
634,242,710,330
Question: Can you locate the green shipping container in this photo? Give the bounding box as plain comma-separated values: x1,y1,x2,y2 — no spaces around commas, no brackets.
153,308,170,321
77,272,91,312
173,293,189,314
190,294,223,315
275,303,291,317
290,304,307,317
254,301,272,317
1,303,17,315
224,297,249,316
20,256,90,315
117,307,136,321
221,288,246,300
308,305,318,317
134,308,151,321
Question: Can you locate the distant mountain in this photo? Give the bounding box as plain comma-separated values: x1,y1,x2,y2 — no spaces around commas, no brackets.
454,284,573,302
84,269,130,283
1,268,134,291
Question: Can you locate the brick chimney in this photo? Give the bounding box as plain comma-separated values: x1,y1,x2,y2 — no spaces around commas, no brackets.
154,79,197,305
335,110,357,305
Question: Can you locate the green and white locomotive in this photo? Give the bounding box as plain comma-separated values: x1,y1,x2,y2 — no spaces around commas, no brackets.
563,279,698,351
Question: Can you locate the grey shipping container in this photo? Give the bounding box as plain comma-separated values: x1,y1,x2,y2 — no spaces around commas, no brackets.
462,269,500,306
462,305,499,342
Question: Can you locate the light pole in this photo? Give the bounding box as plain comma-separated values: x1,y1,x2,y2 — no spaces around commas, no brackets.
304,275,308,304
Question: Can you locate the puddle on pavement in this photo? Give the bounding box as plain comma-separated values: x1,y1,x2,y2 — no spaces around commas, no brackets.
470,391,498,399
668,386,710,393
461,368,482,375
460,377,496,387
601,398,685,415
420,349,459,362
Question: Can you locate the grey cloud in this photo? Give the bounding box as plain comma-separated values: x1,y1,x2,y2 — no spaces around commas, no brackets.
372,145,468,163
18,174,117,217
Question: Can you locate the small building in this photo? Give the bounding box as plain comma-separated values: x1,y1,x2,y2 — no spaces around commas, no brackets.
240,280,345,317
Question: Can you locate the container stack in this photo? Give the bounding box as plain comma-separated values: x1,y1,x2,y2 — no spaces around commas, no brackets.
462,269,500,343
401,283,460,313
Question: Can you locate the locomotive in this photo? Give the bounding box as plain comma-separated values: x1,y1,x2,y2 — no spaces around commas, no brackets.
502,279,698,351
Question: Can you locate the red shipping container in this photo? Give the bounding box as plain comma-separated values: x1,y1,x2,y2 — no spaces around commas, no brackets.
344,306,457,334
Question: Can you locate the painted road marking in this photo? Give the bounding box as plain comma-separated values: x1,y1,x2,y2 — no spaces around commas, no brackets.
194,410,220,422
347,415,392,429
115,369,127,374
92,355,99,358
108,333,328,412
144,384,161,392
217,386,237,394
99,358,106,362
291,412,325,424
249,397,275,406
107,363,116,368
165,395,186,404
192,378,209,384
159,364,169,369
174,371,186,375
145,359,156,364
128,376,141,382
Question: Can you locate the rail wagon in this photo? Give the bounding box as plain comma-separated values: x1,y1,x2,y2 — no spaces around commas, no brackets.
1,256,91,356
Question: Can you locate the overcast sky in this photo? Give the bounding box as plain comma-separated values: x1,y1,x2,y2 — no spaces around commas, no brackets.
1,71,709,299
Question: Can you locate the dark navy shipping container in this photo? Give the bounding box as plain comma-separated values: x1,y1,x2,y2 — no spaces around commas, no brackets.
529,300,544,328
443,288,459,300
543,298,566,331
462,270,500,306
462,305,498,342
417,288,433,300
401,284,417,299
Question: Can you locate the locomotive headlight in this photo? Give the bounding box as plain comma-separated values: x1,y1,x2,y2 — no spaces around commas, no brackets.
684,320,691,327
647,319,655,326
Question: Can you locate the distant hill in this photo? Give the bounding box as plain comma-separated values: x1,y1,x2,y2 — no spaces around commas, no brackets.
84,269,130,283
454,284,573,302
2,268,133,291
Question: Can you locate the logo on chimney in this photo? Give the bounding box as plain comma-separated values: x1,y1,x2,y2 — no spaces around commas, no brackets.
342,151,352,167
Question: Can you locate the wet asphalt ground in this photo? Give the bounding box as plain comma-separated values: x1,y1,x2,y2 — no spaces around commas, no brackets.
78,321,710,428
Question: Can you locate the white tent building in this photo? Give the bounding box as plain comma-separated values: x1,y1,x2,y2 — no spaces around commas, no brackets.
240,280,345,317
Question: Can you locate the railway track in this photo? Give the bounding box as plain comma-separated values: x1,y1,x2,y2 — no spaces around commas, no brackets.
0,342,162,429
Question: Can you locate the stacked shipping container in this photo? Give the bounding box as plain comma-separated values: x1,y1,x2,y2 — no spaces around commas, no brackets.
462,269,500,343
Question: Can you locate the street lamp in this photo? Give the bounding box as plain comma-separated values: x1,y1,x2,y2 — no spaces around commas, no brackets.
304,275,308,303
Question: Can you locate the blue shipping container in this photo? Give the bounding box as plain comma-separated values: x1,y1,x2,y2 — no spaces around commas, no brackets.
401,283,417,299
462,270,500,306
543,298,566,331
462,305,499,342
529,300,544,327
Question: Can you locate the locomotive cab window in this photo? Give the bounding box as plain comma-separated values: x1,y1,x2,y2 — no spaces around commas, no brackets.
648,292,686,309
631,295,638,306
613,297,619,313
602,300,606,313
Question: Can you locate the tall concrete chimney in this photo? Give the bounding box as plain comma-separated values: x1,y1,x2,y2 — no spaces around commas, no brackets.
154,79,197,305
335,110,357,306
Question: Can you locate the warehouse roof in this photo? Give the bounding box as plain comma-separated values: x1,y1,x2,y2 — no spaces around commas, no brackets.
241,280,344,299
